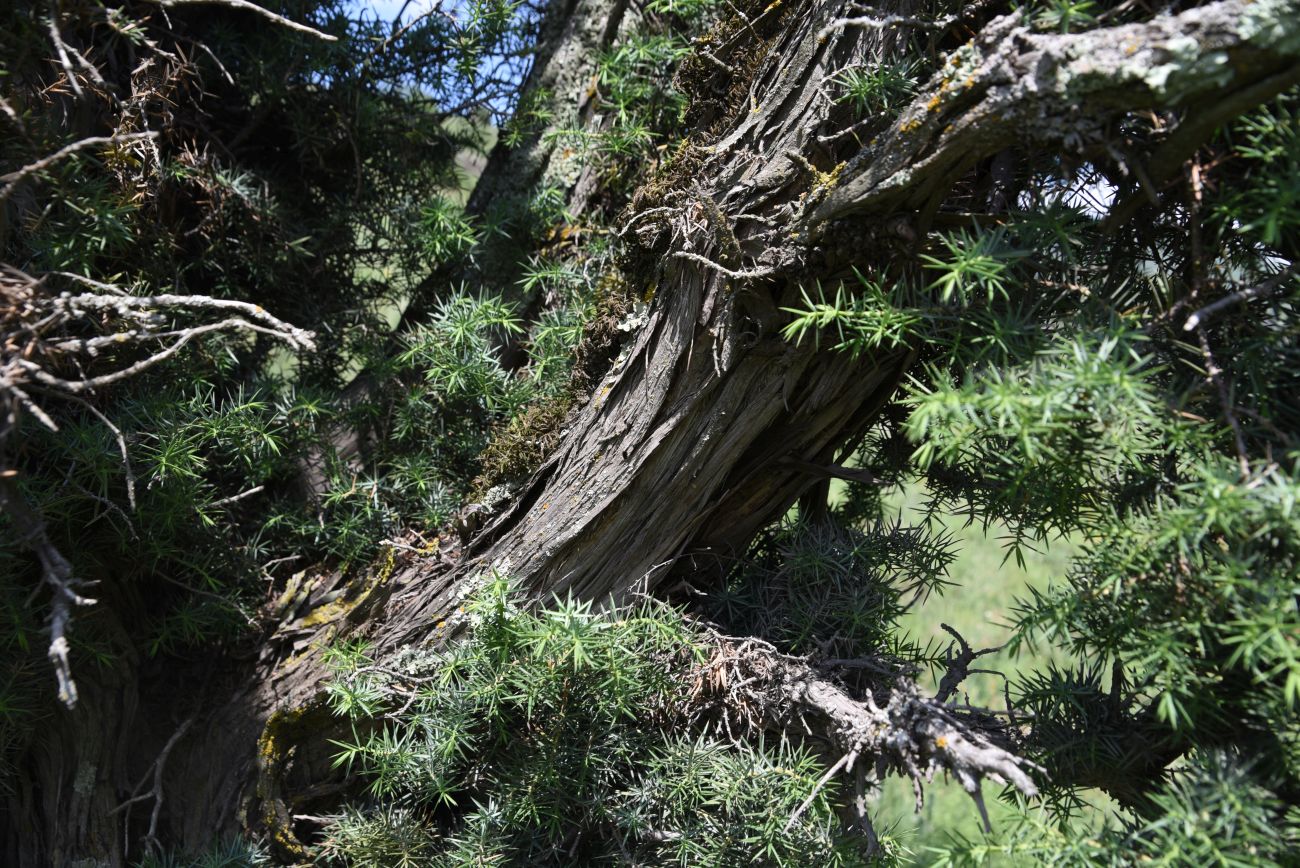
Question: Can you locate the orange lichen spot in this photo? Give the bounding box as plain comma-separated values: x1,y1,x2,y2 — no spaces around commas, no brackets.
934,735,949,749
542,502,550,510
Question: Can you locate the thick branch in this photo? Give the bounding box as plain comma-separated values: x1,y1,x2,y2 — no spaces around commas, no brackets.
813,0,1300,222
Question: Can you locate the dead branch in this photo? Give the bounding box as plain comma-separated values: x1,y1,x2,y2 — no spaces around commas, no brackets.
147,0,340,42
0,133,159,204
689,631,1042,834
1183,264,1299,332
47,287,317,349
111,717,195,857
6,280,314,399
0,479,98,709
671,251,776,280
45,14,85,100
1195,327,1251,478
819,12,951,39
55,393,138,510
0,266,315,704
20,317,301,392
935,622,1004,704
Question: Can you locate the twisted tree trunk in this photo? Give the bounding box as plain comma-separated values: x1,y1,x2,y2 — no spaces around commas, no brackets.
7,0,1298,861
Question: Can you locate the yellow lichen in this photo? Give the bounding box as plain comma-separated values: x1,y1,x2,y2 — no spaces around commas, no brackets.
297,597,353,629
812,161,846,194
378,544,397,583
256,703,326,859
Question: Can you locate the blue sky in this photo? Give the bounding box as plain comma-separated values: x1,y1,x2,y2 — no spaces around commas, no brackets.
346,0,431,21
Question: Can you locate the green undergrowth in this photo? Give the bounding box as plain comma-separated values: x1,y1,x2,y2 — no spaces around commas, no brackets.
316,574,894,866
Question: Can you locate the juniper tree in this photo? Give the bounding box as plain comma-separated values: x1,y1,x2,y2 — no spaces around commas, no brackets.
1,0,1299,864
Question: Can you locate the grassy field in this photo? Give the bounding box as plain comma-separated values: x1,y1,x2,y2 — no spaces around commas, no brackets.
864,485,1111,864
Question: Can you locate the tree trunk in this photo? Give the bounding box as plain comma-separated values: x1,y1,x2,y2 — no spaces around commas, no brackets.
7,0,1298,861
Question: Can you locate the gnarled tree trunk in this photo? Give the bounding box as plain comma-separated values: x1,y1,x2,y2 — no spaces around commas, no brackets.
7,0,1298,861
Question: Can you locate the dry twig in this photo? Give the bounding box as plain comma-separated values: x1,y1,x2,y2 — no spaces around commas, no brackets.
148,0,339,41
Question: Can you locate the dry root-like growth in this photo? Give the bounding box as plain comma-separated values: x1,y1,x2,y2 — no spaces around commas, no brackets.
689,630,1042,839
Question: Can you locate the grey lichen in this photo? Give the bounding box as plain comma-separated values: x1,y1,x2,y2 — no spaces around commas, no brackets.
1239,0,1300,55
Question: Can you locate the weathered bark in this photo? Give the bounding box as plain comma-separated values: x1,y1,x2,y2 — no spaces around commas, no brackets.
7,0,1299,862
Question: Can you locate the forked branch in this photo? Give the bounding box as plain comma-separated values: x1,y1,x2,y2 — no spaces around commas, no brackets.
690,634,1041,836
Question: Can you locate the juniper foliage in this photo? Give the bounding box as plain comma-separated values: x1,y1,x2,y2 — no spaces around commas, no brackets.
1,0,1298,864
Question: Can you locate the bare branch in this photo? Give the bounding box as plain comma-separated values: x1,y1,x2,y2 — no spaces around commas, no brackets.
46,15,85,100
935,622,1004,704
57,393,139,510
671,251,776,280
1183,264,1298,332
0,479,97,709
147,0,339,42
0,133,159,204
785,747,857,831
690,632,1042,834
819,13,950,40
48,287,316,349
111,716,195,857
1196,327,1251,478
21,317,300,392
208,485,265,508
